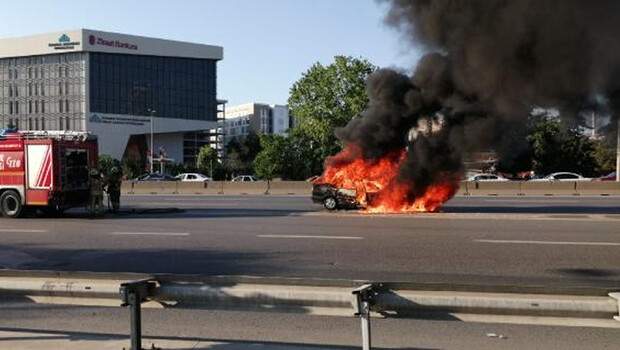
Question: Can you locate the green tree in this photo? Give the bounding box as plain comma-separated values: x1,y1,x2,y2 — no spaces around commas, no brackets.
253,135,287,180
98,154,121,178
288,56,376,171
593,139,616,175
122,157,143,180
528,119,598,177
196,145,219,177
225,133,262,175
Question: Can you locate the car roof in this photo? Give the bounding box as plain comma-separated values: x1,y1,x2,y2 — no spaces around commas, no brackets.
548,172,580,176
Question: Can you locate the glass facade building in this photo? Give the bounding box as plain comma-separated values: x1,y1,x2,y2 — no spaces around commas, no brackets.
89,53,217,121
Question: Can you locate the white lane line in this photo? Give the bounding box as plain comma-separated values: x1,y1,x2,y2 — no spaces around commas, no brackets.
257,234,363,240
0,229,47,233
111,232,190,237
474,239,620,246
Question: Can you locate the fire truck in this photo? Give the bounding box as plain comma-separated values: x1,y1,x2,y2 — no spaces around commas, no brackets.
0,130,98,218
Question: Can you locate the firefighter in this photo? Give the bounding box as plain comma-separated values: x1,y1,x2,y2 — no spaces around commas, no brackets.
89,168,104,217
106,166,122,213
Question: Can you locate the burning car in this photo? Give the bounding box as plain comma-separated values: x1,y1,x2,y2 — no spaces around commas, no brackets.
312,183,361,210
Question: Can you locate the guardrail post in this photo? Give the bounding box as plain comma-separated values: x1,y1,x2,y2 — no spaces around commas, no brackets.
120,279,156,350
353,284,378,350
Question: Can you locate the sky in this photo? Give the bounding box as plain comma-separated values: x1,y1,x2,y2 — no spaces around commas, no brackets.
0,0,423,106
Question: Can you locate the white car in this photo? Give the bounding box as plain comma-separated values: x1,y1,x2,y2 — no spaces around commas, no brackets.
467,173,509,182
175,173,212,182
232,175,257,182
531,172,591,182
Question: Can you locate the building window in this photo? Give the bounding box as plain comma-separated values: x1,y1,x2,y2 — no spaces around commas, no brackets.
28,84,32,96
58,82,63,95
59,100,63,113
35,118,39,130
65,100,69,113
28,118,32,130
41,101,45,114
9,101,13,115
65,117,70,130
14,102,18,114
28,67,32,79
65,81,70,95
41,117,45,130
59,117,64,130
35,100,39,114
28,100,32,114
40,83,45,96
58,66,63,78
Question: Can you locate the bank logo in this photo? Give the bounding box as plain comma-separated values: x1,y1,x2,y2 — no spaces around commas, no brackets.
49,33,80,50
89,35,96,45
89,114,103,123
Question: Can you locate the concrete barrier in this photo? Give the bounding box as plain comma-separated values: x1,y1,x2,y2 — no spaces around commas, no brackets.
267,181,313,195
577,181,620,196
126,181,178,195
175,181,225,195
121,180,620,196
464,181,523,196
224,181,269,195
521,181,579,196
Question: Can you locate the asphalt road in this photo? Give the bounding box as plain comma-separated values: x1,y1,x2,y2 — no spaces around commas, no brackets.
1,302,619,350
0,195,619,290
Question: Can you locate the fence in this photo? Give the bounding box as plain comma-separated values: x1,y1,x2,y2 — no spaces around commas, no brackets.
1,270,619,350
122,180,620,196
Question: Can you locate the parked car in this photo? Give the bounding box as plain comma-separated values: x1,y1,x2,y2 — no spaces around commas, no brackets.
176,173,212,182
530,172,591,182
467,173,510,182
231,175,257,182
312,184,360,210
133,173,179,182
595,172,617,181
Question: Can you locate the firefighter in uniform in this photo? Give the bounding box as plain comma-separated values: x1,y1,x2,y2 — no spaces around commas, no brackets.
89,169,104,217
106,166,122,213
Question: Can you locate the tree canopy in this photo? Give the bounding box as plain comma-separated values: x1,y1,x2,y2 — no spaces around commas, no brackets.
288,56,376,173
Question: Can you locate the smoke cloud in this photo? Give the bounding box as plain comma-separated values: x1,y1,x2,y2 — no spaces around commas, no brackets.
333,0,620,196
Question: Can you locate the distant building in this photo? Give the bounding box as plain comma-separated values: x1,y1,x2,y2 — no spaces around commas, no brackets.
223,103,292,145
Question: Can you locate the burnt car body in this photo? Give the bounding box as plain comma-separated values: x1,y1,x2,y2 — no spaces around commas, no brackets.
312,183,361,210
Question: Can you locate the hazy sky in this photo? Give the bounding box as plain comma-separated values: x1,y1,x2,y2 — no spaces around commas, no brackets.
0,0,423,106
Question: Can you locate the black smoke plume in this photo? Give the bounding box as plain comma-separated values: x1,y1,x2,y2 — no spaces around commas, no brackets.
334,0,620,196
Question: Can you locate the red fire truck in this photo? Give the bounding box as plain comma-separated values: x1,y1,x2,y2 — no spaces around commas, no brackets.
0,130,98,218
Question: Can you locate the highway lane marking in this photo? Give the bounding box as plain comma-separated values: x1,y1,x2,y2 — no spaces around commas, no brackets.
0,229,47,233
110,232,190,237
257,234,363,240
474,239,620,246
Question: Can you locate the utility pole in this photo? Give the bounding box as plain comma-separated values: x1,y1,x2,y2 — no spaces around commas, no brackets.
148,109,156,174
616,118,619,182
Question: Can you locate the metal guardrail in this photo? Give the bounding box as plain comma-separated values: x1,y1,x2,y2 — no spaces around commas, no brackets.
1,271,619,350
121,180,620,196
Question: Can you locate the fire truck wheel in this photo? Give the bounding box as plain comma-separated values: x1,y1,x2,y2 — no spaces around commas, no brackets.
323,197,338,210
0,190,23,218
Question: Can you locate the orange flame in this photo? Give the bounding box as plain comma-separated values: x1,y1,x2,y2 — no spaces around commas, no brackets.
317,145,458,213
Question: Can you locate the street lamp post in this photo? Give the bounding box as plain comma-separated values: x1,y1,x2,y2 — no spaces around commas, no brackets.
147,109,156,174
616,118,619,182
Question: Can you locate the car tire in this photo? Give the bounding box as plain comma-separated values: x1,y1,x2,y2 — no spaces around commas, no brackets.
0,190,23,218
323,197,338,211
